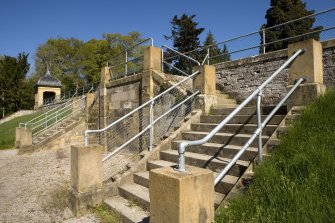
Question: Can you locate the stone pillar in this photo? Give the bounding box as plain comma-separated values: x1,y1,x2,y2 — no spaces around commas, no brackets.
193,65,217,114
86,93,95,109
142,46,162,101
287,39,326,109
99,67,110,128
15,127,33,152
70,144,103,216
149,166,214,223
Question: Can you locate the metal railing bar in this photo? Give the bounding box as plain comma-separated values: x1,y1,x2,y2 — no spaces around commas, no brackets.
84,70,200,145
109,38,154,61
177,49,304,172
163,61,190,76
214,77,305,185
153,91,199,124
201,53,209,65
162,45,201,66
109,55,144,70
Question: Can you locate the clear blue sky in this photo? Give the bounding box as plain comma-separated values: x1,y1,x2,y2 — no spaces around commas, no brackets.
0,0,334,75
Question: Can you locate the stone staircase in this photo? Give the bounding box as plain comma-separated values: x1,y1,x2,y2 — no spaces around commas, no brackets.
103,102,288,223
32,116,83,147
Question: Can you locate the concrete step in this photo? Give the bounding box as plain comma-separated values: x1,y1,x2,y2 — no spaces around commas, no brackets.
216,93,230,99
146,160,238,194
104,196,149,223
160,150,249,177
200,115,285,125
191,123,276,136
290,106,304,115
265,139,280,151
284,114,300,126
171,141,257,161
147,160,176,171
211,106,287,116
217,98,236,105
181,131,268,147
118,183,150,211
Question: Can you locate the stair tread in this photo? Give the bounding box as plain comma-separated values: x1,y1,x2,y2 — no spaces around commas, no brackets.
147,160,176,169
172,141,258,152
119,183,150,203
182,131,269,139
161,150,250,168
192,123,277,128
134,170,238,186
104,196,149,223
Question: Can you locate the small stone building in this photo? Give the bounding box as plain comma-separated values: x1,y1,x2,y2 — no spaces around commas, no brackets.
34,69,62,108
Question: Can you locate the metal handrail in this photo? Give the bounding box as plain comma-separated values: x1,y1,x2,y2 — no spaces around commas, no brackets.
165,7,335,60
176,48,304,172
214,77,305,185
162,45,201,67
84,70,200,146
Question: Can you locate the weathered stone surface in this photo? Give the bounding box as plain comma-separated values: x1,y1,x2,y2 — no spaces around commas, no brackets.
215,40,335,105
149,166,214,223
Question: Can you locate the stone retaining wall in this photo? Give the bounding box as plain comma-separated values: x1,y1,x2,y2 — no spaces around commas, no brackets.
215,39,335,105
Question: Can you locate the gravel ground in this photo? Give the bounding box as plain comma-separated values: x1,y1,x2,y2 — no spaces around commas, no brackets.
0,148,100,223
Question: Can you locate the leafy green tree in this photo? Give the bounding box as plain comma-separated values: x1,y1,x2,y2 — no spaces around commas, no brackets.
261,0,321,52
165,14,204,73
203,31,230,64
0,53,30,117
33,32,142,92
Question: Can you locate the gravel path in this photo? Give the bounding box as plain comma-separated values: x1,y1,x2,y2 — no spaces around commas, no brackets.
0,148,100,223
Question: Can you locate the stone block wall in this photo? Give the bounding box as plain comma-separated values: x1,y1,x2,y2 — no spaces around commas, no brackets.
215,39,335,105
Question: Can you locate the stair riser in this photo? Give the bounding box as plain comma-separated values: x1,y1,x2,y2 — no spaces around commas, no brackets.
200,115,284,125
133,175,149,188
191,124,276,136
217,98,236,105
160,152,247,177
181,133,267,147
118,187,150,211
171,142,257,161
212,106,287,116
147,162,176,171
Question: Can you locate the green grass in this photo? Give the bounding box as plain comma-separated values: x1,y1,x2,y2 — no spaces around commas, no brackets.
94,204,121,223
215,90,335,223
0,111,43,149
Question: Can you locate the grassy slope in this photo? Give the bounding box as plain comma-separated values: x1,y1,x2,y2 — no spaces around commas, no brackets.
216,90,335,223
0,111,43,149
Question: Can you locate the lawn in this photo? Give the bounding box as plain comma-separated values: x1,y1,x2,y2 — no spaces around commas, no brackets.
216,90,335,222
0,111,43,149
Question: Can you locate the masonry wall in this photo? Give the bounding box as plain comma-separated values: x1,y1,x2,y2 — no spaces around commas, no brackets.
215,39,335,105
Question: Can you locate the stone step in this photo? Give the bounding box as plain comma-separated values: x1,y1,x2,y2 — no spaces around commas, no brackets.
276,126,289,139
104,196,149,223
200,115,285,125
133,170,238,195
284,114,300,126
171,141,257,161
191,123,277,136
181,131,268,147
290,106,304,115
216,93,230,99
211,106,287,116
118,183,150,211
217,98,236,105
147,160,176,171
160,150,249,177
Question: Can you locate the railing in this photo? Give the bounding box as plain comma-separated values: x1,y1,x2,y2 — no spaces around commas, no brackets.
108,38,154,79
176,49,305,184
20,87,94,137
85,46,202,167
42,84,95,108
168,7,335,65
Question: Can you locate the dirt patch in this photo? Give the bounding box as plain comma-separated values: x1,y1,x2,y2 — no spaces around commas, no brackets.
0,148,100,223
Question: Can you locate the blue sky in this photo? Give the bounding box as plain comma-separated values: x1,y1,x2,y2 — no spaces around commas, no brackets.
0,0,334,75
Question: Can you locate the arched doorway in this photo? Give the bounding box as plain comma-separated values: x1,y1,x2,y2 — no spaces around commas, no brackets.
43,91,56,105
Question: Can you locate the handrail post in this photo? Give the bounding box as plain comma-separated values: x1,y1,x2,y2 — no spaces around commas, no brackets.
207,48,210,65
256,90,263,163
262,29,266,54
125,51,128,75
149,100,154,150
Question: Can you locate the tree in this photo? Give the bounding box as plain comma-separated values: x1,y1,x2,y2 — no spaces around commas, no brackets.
0,53,30,117
165,14,204,74
33,32,143,93
203,31,230,64
261,0,321,52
